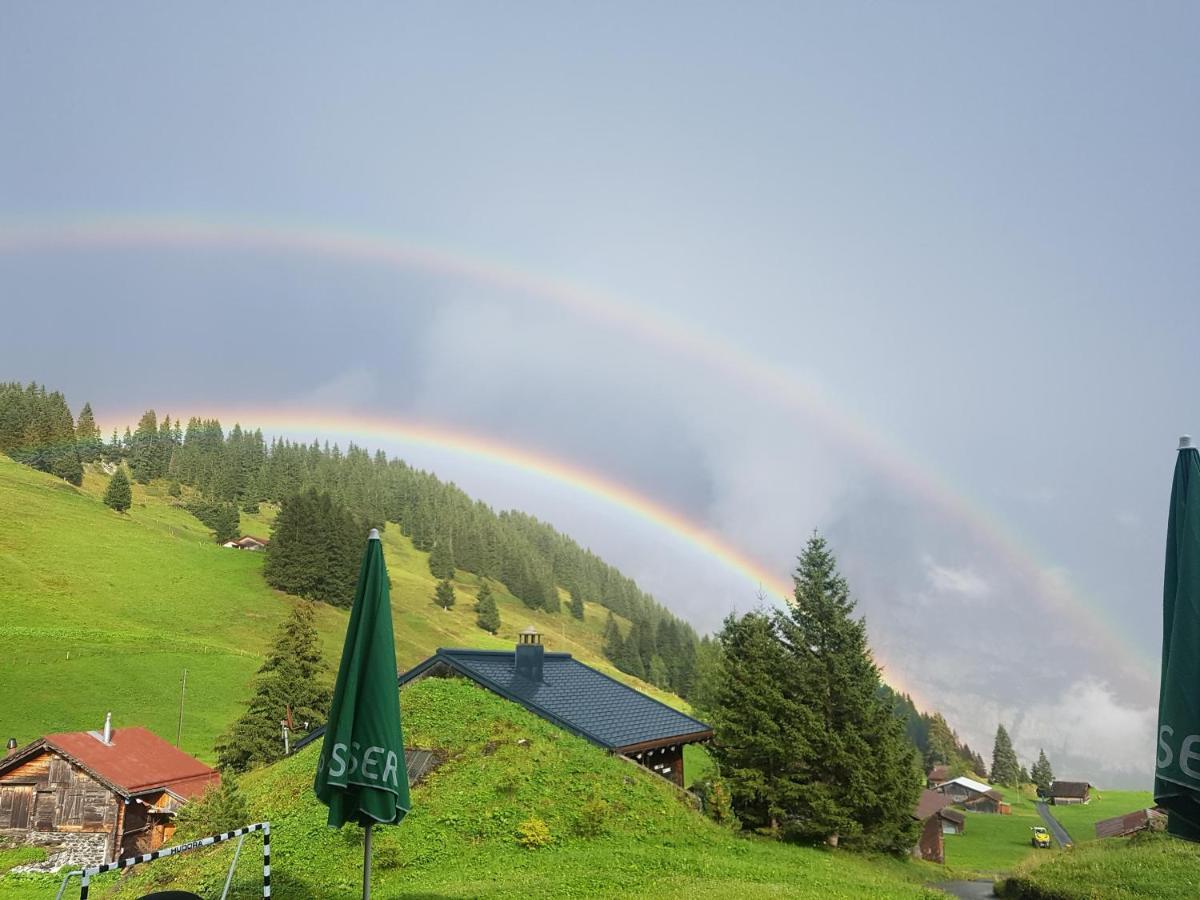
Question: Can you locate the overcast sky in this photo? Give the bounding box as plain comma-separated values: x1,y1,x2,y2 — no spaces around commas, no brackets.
3,3,1197,786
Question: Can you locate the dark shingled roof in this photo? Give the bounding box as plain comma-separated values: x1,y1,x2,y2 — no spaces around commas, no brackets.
402,648,713,752
292,647,713,756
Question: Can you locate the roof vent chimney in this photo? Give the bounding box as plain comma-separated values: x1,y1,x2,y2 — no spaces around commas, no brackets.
515,626,544,682
102,712,112,745
5,738,16,757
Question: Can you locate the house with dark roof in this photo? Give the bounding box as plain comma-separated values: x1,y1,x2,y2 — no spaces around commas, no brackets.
0,715,218,867
911,790,967,863
926,764,951,788
1048,781,1092,805
296,628,713,786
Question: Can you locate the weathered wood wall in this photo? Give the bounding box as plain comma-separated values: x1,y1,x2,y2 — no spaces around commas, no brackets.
0,749,117,833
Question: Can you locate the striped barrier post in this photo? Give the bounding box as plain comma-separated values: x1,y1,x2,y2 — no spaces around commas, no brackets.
76,821,271,899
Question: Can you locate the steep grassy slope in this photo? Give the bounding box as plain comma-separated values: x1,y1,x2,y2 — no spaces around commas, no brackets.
999,832,1200,899
1,679,942,900
0,458,679,762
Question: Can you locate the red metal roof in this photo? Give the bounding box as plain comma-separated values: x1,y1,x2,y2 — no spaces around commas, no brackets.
43,727,218,799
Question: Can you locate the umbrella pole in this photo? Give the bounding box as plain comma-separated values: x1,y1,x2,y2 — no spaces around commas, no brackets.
363,823,373,900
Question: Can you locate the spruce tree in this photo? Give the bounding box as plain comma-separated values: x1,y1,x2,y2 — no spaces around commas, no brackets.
428,534,455,580
103,466,133,513
263,489,362,606
602,612,623,661
75,402,102,462
1031,748,1054,796
215,604,331,771
771,533,922,851
569,588,585,620
708,611,810,833
476,588,501,634
434,578,456,611
989,724,1021,787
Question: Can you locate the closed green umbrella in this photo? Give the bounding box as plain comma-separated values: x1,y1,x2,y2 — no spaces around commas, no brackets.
315,528,410,897
1156,435,1200,841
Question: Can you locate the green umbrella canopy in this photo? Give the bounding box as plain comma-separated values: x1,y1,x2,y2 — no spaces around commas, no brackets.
315,529,410,828
1156,436,1200,841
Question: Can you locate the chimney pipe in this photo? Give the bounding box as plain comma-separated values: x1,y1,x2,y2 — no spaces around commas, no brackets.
5,738,16,757
515,626,545,682
102,712,112,744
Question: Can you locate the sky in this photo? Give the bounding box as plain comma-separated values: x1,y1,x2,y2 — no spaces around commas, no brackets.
2,3,1198,787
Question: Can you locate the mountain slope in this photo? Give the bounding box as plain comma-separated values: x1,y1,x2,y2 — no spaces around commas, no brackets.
0,457,677,761
56,678,939,899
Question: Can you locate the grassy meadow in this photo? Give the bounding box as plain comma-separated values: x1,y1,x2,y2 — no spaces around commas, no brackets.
1000,832,1200,900
941,785,1050,876
0,679,944,900
0,457,679,763
1045,790,1154,844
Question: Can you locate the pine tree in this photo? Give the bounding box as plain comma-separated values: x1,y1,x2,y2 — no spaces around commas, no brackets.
103,467,133,513
434,578,456,611
770,533,922,851
263,489,362,606
708,611,810,833
476,585,501,634
215,604,331,771
128,410,160,483
989,724,1021,788
1031,748,1054,796
602,612,623,660
428,534,455,580
75,402,101,463
569,588,585,620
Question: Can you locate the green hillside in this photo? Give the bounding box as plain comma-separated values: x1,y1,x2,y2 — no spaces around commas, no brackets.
0,456,679,762
2,679,941,899
1000,832,1200,899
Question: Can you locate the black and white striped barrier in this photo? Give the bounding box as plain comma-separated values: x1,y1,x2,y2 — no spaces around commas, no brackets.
75,821,271,899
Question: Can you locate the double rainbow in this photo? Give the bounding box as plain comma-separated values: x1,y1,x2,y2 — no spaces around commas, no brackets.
0,213,1154,689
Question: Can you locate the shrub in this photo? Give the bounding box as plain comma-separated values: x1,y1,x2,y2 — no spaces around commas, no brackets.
572,797,610,838
516,817,553,849
174,772,251,839
694,778,740,830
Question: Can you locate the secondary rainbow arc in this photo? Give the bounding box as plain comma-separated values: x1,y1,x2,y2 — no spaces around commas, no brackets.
0,212,1152,679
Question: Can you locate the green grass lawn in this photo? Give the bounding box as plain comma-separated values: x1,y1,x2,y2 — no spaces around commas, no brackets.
0,679,942,900
1046,790,1154,844
1000,832,1200,899
940,785,1054,876
0,458,686,764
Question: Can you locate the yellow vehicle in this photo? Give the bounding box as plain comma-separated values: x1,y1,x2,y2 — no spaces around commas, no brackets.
1031,826,1052,849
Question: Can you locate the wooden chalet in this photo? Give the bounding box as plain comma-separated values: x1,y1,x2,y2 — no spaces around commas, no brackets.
0,717,218,867
1048,781,1091,805
934,775,991,804
926,764,951,788
962,788,1010,815
295,627,713,787
911,790,967,864
222,535,269,551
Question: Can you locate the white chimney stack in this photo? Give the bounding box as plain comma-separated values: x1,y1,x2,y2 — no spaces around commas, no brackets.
102,712,112,744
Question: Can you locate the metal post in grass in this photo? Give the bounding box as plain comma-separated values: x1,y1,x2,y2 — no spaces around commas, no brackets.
314,529,411,899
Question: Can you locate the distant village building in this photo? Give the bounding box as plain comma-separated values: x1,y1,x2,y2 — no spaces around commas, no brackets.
0,716,218,868
911,790,967,864
934,775,992,805
1094,808,1164,839
222,535,269,551
295,627,713,787
1048,781,1092,805
926,764,951,788
963,789,1010,815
